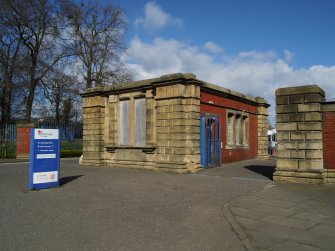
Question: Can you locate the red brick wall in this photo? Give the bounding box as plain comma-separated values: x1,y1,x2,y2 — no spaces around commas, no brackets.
17,127,32,158
200,91,259,163
323,111,335,169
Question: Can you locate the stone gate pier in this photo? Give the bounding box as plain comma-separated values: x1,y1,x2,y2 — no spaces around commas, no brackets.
274,85,335,184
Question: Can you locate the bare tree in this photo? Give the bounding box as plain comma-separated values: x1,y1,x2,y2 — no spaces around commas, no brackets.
63,0,132,89
7,0,69,121
42,69,80,123
0,0,23,125
0,0,132,125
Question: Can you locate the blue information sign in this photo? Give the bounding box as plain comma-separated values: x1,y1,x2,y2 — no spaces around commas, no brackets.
29,129,60,190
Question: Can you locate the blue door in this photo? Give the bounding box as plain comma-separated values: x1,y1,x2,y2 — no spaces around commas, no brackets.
200,114,222,168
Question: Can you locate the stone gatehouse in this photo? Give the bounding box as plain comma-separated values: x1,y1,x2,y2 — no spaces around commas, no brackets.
80,73,269,173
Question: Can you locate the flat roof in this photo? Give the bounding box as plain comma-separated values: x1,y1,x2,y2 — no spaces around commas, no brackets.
82,73,268,105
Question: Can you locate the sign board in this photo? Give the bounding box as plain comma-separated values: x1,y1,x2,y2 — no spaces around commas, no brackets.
29,129,60,190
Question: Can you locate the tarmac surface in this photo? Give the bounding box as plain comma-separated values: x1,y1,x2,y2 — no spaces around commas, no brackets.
0,158,334,250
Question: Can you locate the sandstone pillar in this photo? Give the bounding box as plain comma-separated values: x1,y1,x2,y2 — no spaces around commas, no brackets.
155,75,201,173
256,98,270,159
274,85,325,183
81,94,106,166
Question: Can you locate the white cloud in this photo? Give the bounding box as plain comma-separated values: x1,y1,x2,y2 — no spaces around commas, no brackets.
134,1,182,31
284,50,294,62
204,41,224,54
124,37,335,124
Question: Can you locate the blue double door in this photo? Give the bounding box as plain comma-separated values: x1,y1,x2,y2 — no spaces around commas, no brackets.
200,114,222,168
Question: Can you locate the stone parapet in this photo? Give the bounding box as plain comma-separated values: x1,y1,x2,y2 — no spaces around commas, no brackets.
274,85,328,183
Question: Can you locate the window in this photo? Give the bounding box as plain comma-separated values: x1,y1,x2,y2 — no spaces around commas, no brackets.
119,97,146,146
235,115,240,145
135,98,146,146
226,110,249,148
242,116,248,145
119,100,130,145
227,114,233,144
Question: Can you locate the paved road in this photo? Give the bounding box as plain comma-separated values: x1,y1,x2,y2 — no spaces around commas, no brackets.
1,158,334,250
226,181,335,250
0,158,273,251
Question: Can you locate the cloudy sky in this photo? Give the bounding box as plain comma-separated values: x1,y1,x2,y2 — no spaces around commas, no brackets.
111,0,335,124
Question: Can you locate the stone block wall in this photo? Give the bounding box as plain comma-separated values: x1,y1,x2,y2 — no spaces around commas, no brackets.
155,83,201,173
81,95,106,166
104,90,156,170
274,85,327,183
256,98,270,159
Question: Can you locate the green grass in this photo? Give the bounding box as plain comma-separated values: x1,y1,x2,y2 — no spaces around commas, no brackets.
61,140,83,150
0,142,16,158
60,149,83,158
0,140,83,158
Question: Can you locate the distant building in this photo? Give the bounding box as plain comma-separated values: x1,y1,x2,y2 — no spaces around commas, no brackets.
268,129,277,155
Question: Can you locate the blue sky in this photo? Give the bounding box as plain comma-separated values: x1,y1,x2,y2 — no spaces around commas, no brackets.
109,0,335,123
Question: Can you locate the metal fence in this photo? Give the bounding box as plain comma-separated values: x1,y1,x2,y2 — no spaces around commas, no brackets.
0,124,17,142
0,122,83,157
40,121,83,141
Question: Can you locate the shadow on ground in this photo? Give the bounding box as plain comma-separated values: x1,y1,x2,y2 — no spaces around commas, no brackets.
60,175,83,186
244,165,275,180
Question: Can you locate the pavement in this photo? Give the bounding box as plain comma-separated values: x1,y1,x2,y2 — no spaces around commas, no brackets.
0,158,30,164
0,158,334,250
225,180,335,250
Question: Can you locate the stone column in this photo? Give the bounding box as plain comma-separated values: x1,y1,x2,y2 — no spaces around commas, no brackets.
256,98,270,159
81,95,106,166
274,85,325,184
145,90,156,146
155,76,201,173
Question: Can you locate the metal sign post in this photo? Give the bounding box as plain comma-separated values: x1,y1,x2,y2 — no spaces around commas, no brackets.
29,129,60,190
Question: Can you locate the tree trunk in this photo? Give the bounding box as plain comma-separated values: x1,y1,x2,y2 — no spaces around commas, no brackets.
24,47,39,122
24,66,38,122
3,80,12,123
86,66,92,89
55,88,61,124
1,72,12,124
